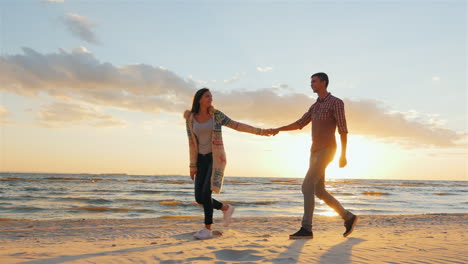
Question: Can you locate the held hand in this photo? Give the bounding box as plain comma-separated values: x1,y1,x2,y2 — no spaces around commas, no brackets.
190,169,197,180
262,128,279,136
269,128,279,136
339,156,347,168
260,129,272,136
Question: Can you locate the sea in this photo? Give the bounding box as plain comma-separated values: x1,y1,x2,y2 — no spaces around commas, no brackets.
0,173,466,220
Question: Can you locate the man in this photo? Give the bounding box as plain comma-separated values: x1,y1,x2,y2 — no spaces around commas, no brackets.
272,72,358,239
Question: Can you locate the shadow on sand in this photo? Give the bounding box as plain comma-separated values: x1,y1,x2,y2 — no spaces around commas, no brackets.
18,232,199,264
272,239,308,264
272,237,366,264
318,237,366,264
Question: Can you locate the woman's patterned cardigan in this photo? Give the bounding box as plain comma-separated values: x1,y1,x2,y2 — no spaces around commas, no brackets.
184,107,263,194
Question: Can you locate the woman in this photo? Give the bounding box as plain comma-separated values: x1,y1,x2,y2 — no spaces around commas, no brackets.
184,88,271,240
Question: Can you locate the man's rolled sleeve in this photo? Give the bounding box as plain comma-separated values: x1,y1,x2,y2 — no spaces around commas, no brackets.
334,99,348,134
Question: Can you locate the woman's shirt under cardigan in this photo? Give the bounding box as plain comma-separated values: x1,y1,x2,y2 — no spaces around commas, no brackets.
184,108,263,194
192,118,213,154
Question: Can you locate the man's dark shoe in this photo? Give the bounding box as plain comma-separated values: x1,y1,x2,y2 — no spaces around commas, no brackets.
289,227,313,239
343,214,358,237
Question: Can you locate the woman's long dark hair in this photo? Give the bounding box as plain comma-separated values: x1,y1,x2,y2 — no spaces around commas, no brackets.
191,88,210,114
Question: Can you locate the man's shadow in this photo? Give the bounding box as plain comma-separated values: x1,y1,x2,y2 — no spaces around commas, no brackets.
318,237,366,264
272,239,308,264
272,237,366,264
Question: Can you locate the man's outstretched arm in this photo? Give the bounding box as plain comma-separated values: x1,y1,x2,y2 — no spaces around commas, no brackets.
271,107,312,134
276,122,302,132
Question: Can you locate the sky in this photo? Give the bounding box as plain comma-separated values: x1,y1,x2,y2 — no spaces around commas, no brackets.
0,0,466,181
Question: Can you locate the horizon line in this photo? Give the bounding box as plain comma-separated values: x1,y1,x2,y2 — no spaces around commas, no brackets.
0,171,466,182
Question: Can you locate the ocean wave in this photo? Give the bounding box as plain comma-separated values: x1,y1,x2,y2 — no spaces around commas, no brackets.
23,195,53,200
1,177,22,181
127,179,149,183
92,189,127,193
45,177,82,181
0,218,30,221
399,183,431,187
133,190,163,194
132,190,190,194
225,179,250,184
113,198,196,205
343,202,376,207
330,192,355,196
269,179,300,185
162,200,198,206
450,184,468,187
222,200,281,206
159,215,203,219
0,177,39,182
355,209,400,214
0,196,27,201
159,200,181,206
24,187,46,191
43,177,105,182
362,191,391,196
59,197,113,203
165,180,190,185
69,206,154,212
331,180,363,185
2,206,45,212
47,192,69,196
89,178,104,183
359,182,444,188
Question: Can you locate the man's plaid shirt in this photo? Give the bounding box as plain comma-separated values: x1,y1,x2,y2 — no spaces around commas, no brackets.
294,93,348,152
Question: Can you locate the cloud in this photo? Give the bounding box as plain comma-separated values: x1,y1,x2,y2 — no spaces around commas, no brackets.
432,76,441,81
214,89,312,126
256,66,273,72
343,99,465,147
272,84,291,90
0,47,464,148
0,47,195,113
72,46,91,54
62,13,98,44
224,72,247,84
214,90,465,147
43,0,64,3
35,102,126,128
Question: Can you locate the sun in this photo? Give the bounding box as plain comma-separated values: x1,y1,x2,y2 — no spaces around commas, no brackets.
328,135,388,179
256,132,392,180
268,133,389,179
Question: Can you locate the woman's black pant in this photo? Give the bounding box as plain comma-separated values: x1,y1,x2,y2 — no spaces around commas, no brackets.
195,153,223,225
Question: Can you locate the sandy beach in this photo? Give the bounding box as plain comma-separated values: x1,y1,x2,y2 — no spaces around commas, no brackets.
0,214,466,264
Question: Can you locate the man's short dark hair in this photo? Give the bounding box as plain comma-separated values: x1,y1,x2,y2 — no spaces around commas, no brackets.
311,72,329,88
